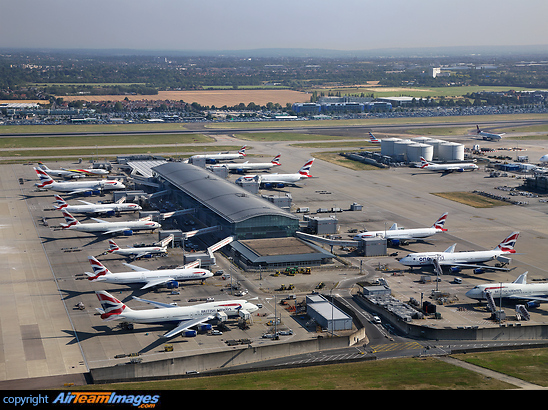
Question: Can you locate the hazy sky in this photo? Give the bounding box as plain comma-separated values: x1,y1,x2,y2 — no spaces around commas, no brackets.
1,0,547,52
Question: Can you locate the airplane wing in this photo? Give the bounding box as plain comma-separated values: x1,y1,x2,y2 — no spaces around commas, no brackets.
438,261,513,271
66,188,98,195
132,296,177,308
90,217,109,223
76,200,95,205
141,277,175,290
122,263,150,272
163,316,214,338
508,295,548,303
102,228,131,235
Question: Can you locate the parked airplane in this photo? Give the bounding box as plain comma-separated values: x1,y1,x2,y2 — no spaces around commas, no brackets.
353,212,448,245
60,210,161,235
190,146,246,163
105,239,168,259
419,157,478,173
235,158,315,187
34,168,125,195
465,272,548,308
398,232,519,272
369,132,380,143
209,154,281,173
66,167,110,176
54,195,141,215
86,256,211,290
38,162,84,179
95,290,259,338
476,125,504,141
539,154,548,163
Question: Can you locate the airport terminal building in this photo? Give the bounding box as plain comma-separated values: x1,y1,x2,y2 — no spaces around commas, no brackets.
152,162,300,240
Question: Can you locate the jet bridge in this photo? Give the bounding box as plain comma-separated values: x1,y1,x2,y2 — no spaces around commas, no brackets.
295,232,387,256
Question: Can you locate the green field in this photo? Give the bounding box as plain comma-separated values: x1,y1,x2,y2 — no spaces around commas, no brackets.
432,192,511,208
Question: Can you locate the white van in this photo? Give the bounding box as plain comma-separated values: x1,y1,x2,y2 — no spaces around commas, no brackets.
372,316,381,324
454,277,462,284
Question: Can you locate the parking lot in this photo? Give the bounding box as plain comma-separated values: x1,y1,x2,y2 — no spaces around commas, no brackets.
2,128,548,382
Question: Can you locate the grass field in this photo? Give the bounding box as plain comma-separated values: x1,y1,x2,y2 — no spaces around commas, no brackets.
432,192,511,208
74,356,515,390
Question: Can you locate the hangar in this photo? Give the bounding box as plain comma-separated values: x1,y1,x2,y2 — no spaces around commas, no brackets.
152,162,300,240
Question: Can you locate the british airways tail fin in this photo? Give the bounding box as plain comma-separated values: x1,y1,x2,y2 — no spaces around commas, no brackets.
298,158,315,177
271,154,281,165
432,212,448,231
495,232,519,253
95,290,131,320
60,210,80,228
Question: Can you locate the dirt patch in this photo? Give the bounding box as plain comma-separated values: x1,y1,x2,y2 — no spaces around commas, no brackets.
58,90,310,106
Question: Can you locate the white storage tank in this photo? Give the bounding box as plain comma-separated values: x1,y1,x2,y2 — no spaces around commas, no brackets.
393,139,414,160
425,139,445,159
380,138,401,157
439,142,465,161
411,136,432,144
407,143,434,163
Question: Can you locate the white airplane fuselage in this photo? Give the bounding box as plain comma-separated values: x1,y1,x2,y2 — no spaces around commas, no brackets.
117,300,257,324
215,162,278,171
192,153,244,161
40,179,125,193
62,203,141,214
354,227,441,241
91,268,212,287
399,249,506,267
421,162,478,172
110,246,167,257
466,281,548,302
66,220,160,234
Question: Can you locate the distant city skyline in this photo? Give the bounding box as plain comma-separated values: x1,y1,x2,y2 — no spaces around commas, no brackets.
1,0,547,54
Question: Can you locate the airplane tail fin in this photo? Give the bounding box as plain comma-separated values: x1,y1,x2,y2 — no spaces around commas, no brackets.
432,212,448,231
60,210,80,228
54,194,67,209
513,271,528,285
271,154,281,166
495,231,519,253
444,244,456,253
298,158,315,177
86,256,112,280
388,223,398,231
107,239,120,253
419,157,430,168
476,125,481,134
369,132,380,143
238,146,247,156
95,291,130,320
37,162,49,171
34,167,55,188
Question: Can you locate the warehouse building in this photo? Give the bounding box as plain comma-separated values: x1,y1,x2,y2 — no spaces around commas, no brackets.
306,294,353,332
152,162,300,240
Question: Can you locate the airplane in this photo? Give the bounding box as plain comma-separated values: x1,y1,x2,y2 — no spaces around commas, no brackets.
60,210,161,235
368,132,381,143
465,272,548,309
353,212,448,245
95,290,259,338
86,256,212,290
54,195,141,215
66,167,110,176
398,231,519,273
419,157,478,173
476,125,504,141
208,154,281,173
37,162,84,179
34,168,125,195
105,239,168,259
235,158,315,187
539,154,548,164
190,146,247,164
